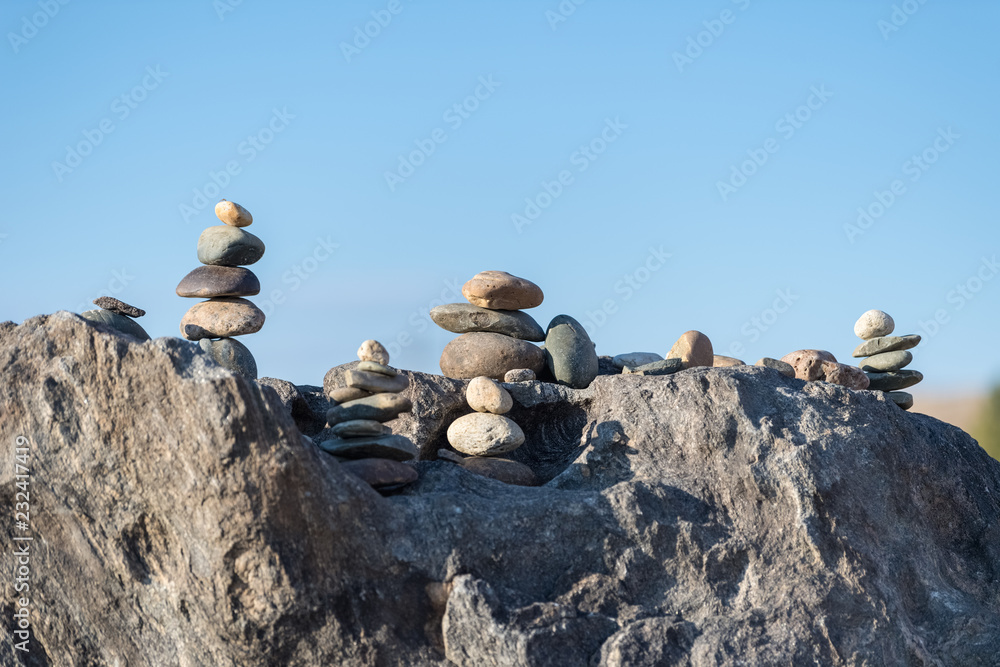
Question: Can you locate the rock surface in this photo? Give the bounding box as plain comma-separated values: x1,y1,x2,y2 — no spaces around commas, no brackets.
3,313,1000,666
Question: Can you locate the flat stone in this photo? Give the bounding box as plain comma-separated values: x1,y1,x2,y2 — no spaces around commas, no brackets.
79,310,150,341
436,449,466,464
430,303,545,341
345,369,408,394
214,199,253,227
326,393,412,425
175,266,260,298
340,458,418,488
886,391,914,410
544,315,599,389
446,413,525,456
780,350,837,381
197,226,265,267
854,310,895,340
180,298,264,340
466,376,513,415
462,271,543,310
318,434,417,461
504,368,536,383
330,419,392,438
357,340,389,365
755,358,796,378
357,361,396,377
460,457,539,487
199,337,257,379
622,358,683,376
666,331,714,369
852,334,921,358
865,370,923,392
860,350,913,373
440,332,545,381
93,297,145,318
713,355,746,367
612,352,663,370
327,386,372,404
820,361,870,390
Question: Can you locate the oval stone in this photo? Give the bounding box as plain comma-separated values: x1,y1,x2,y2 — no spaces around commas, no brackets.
214,199,253,227
327,386,373,404
440,332,545,381
865,370,923,392
666,331,714,369
460,457,539,486
344,369,408,394
854,310,895,340
545,315,599,389
713,355,745,367
755,357,795,378
886,391,914,410
462,271,543,310
612,352,663,370
176,266,260,298
330,419,391,438
319,434,417,461
197,226,265,267
199,337,257,379
859,350,912,373
466,376,513,415
80,310,150,341
180,298,264,340
780,350,837,381
446,412,525,456
326,393,412,425
430,303,545,341
853,334,920,358
357,340,389,365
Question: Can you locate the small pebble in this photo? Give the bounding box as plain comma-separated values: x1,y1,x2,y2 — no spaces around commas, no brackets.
357,340,389,365
93,296,145,318
330,419,391,438
214,199,253,227
504,368,536,383
854,310,895,340
466,376,513,415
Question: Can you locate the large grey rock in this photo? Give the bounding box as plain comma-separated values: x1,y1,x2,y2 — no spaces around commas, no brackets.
2,313,999,666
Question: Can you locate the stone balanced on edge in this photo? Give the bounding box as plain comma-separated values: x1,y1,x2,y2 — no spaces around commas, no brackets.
80,296,151,341
176,200,264,379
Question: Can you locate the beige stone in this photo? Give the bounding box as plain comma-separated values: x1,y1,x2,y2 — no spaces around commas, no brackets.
466,376,513,415
462,271,543,310
357,361,396,377
446,412,525,456
180,297,264,340
819,361,870,390
357,340,389,365
713,355,745,367
214,199,253,227
440,332,545,381
665,331,714,369
345,369,408,394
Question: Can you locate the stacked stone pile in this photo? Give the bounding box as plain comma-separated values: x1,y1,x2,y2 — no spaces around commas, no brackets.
435,271,547,381
440,376,537,486
176,199,264,379
321,340,419,490
852,309,922,410
80,296,150,341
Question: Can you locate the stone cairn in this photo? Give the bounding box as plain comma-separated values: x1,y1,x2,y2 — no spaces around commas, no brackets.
852,309,922,410
176,200,264,379
432,270,600,389
440,376,537,486
321,340,419,491
80,296,151,341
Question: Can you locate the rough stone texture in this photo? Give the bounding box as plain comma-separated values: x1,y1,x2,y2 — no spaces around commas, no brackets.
544,315,599,389
80,309,151,341
755,357,796,378
200,337,258,379
180,297,265,340
176,265,261,298
459,457,540,487
622,358,683,376
780,349,838,381
853,334,921,358
466,376,513,415
854,309,895,339
93,296,145,318
440,332,546,381
666,330,713,369
430,303,545,341
357,340,389,365
446,412,526,456
819,361,871,390
3,313,1000,666
462,271,544,310
504,368,536,383
291,385,331,437
215,199,253,227
859,350,913,373
196,225,265,266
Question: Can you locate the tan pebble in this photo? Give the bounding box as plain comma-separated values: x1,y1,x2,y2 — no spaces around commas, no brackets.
446,413,525,456
466,376,513,414
713,355,745,367
665,330,713,369
357,340,389,365
462,271,543,310
779,350,837,381
214,199,253,227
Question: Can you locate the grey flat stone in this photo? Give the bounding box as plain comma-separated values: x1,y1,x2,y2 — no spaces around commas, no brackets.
859,350,912,373
623,358,683,376
344,369,408,394
612,352,663,370
79,309,150,341
197,225,265,267
852,335,920,358
318,434,418,461
865,370,923,392
326,393,412,425
430,303,545,341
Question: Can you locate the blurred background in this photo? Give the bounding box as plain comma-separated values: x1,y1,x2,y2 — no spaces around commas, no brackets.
2,1,997,458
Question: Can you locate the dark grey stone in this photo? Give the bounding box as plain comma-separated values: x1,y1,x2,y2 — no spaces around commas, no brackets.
544,314,599,389
79,309,151,341
430,303,545,341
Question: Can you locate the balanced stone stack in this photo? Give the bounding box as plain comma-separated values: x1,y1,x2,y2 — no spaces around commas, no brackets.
435,271,547,381
80,296,150,341
852,309,922,410
443,376,536,486
321,340,419,490
176,200,265,379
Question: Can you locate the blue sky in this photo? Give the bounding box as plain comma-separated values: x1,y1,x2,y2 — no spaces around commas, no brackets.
2,0,998,394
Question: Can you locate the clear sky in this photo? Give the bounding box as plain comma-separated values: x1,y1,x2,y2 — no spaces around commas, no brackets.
3,1,998,393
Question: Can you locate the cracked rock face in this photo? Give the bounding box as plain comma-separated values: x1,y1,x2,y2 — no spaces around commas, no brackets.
2,313,1000,666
